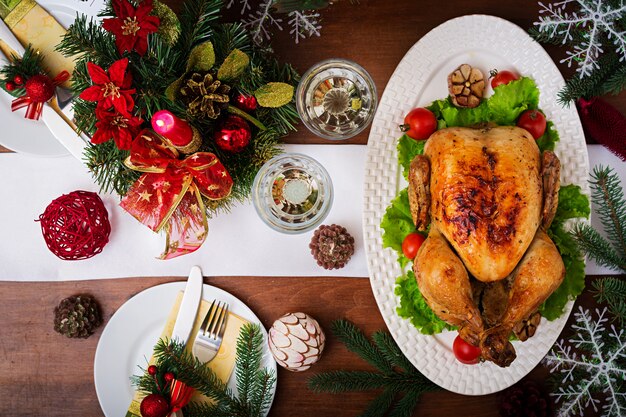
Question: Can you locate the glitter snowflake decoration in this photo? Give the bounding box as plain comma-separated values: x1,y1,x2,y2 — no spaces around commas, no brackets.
534,0,626,78
228,0,323,44
543,306,626,417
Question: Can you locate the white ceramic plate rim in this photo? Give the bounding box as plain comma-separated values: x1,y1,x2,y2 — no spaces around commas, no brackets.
0,0,103,157
363,14,590,395
94,281,277,416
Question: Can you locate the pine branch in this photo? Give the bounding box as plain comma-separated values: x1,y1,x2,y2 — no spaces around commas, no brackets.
56,14,118,65
371,331,415,373
212,23,252,63
557,54,624,104
359,388,395,417
589,166,626,258
84,141,140,196
0,45,45,97
388,389,421,417
591,277,626,326
331,320,395,373
308,370,392,393
308,320,439,417
571,223,626,272
235,323,264,404
178,0,222,54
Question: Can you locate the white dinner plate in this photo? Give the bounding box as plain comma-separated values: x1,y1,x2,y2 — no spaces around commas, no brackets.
363,15,590,395
0,0,103,156
94,282,277,416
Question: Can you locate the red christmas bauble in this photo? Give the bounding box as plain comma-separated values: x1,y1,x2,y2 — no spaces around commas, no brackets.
25,74,55,102
234,93,258,112
140,393,169,417
13,74,24,85
38,190,111,260
214,115,251,153
5,81,15,91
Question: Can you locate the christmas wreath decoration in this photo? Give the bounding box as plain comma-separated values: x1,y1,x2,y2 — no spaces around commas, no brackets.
57,0,299,258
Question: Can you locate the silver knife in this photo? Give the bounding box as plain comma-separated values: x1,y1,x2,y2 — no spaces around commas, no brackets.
171,266,204,345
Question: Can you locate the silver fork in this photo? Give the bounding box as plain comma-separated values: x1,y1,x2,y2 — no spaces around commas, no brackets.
192,300,229,364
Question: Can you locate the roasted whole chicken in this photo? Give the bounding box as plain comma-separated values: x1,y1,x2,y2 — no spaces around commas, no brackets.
408,126,565,367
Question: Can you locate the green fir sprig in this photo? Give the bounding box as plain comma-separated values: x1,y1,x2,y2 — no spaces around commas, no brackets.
308,320,440,417
591,277,626,326
572,166,626,273
133,323,275,417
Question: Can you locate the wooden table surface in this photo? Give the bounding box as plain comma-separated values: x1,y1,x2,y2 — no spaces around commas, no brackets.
1,1,624,416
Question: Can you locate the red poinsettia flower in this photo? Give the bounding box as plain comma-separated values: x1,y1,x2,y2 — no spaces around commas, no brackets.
80,58,136,114
102,0,160,56
92,107,143,150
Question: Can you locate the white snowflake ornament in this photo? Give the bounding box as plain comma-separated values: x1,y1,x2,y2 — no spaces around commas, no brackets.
543,306,626,417
535,0,626,78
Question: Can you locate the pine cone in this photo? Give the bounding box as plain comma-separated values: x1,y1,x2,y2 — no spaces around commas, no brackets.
180,72,231,119
53,294,102,338
309,224,355,270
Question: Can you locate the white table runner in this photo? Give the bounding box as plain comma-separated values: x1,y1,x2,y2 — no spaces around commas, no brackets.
0,144,622,281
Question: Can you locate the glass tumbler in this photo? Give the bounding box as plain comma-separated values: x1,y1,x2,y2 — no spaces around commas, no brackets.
296,58,377,140
252,153,333,234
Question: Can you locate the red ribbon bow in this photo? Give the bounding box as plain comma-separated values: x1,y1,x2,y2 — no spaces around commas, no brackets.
11,71,70,120
168,379,194,414
120,130,233,259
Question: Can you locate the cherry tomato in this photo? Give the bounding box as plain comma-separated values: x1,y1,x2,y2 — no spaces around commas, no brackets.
453,335,481,365
400,108,437,140
490,70,519,89
516,109,547,140
402,232,425,259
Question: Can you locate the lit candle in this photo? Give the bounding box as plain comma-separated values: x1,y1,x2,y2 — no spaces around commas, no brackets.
151,110,194,147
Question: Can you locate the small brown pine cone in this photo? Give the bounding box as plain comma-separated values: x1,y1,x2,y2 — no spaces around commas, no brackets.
53,294,102,338
309,224,355,270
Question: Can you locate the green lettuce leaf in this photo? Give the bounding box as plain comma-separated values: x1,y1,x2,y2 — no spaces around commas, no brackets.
380,189,414,269
395,270,455,334
397,134,425,180
536,121,559,152
487,77,539,125
540,184,590,319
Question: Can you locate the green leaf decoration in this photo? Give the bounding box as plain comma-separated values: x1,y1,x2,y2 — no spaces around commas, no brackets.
186,41,215,72
254,82,294,108
152,0,181,46
217,48,249,81
165,41,216,101
307,319,439,417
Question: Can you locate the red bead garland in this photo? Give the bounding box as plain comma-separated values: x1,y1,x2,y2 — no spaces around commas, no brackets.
37,190,111,260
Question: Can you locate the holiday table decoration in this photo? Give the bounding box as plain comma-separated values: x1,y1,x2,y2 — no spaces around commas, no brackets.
577,98,626,161
53,294,102,338
37,190,111,260
531,0,626,103
543,306,626,417
132,324,275,417
0,45,70,120
308,319,440,416
57,0,299,258
268,312,325,372
309,224,355,270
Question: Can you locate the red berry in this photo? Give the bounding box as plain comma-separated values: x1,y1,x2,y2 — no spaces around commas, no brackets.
5,81,16,91
13,74,24,85
164,372,175,382
148,365,158,376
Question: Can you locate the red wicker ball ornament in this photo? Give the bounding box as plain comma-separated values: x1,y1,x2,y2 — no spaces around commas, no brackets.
38,190,111,260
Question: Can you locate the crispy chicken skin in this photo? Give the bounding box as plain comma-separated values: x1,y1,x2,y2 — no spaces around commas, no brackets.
426,126,542,283
407,126,565,368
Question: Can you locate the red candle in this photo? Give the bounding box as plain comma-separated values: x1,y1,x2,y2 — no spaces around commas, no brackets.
151,110,193,146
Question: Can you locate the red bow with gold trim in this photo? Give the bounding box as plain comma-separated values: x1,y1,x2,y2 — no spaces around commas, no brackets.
120,130,233,259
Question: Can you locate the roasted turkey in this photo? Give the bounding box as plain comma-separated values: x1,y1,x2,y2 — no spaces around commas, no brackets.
408,126,565,367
